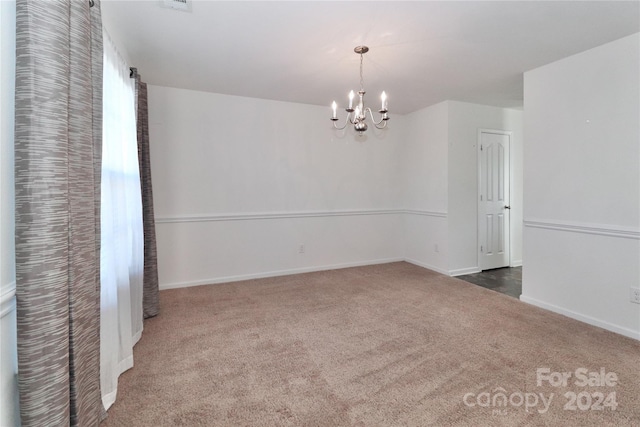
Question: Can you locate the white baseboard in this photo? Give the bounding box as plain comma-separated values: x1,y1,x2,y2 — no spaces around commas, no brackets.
510,259,523,267
158,261,639,342
449,267,481,276
403,258,449,276
161,258,477,290
520,295,640,341
159,257,405,290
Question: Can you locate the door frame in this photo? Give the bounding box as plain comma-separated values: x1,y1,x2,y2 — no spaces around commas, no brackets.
477,128,513,271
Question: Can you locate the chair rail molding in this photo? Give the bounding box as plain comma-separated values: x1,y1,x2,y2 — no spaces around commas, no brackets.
156,209,448,224
402,209,448,218
524,218,640,240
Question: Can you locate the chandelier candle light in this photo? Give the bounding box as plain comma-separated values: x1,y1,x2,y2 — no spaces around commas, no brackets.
330,46,389,135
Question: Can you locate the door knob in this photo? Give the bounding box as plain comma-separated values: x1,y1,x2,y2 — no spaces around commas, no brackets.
504,205,511,209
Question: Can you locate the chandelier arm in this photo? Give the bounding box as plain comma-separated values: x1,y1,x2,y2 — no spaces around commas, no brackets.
332,112,353,130
374,120,388,130
365,107,386,126
332,120,349,131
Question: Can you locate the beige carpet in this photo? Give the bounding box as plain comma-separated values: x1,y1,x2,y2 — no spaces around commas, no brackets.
102,262,640,426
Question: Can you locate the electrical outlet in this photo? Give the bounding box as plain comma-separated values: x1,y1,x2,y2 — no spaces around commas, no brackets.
298,244,305,254
434,244,439,253
630,287,640,304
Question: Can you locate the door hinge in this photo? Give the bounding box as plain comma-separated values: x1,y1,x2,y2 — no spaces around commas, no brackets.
480,195,483,201
480,145,483,151
480,245,483,252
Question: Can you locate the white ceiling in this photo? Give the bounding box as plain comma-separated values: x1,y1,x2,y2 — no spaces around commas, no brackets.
102,1,639,114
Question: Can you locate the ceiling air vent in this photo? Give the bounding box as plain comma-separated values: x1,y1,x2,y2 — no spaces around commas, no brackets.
162,0,192,13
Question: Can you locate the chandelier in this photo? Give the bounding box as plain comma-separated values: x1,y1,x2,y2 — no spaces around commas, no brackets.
330,46,389,135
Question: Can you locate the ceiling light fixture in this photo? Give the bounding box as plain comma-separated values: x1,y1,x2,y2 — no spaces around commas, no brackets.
330,46,389,135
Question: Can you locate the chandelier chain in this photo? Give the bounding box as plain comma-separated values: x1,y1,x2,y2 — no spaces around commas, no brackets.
359,53,364,91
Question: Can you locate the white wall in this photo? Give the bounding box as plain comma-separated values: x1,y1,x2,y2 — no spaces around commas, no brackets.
448,101,523,274
149,86,405,288
148,87,525,288
522,33,640,339
0,0,19,425
399,100,523,276
400,102,449,274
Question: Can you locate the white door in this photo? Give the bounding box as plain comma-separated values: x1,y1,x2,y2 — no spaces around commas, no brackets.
478,130,511,270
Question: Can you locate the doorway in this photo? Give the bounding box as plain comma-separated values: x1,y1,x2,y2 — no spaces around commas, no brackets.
478,129,512,271
457,266,522,299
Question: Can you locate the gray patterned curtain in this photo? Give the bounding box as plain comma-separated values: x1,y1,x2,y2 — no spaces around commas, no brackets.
14,0,104,425
131,68,159,318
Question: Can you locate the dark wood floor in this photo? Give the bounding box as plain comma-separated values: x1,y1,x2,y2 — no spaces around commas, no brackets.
457,266,522,298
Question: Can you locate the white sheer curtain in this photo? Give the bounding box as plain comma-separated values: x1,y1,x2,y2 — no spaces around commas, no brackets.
100,29,144,410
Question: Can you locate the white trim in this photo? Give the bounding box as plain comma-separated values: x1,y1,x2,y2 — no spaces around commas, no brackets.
156,209,447,224
160,258,458,290
156,209,402,224
404,258,449,276
520,295,640,341
510,259,523,267
159,257,405,290
449,267,481,277
0,282,16,319
401,209,447,218
524,218,640,240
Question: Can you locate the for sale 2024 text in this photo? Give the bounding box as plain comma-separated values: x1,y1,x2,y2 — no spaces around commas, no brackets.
537,367,618,411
